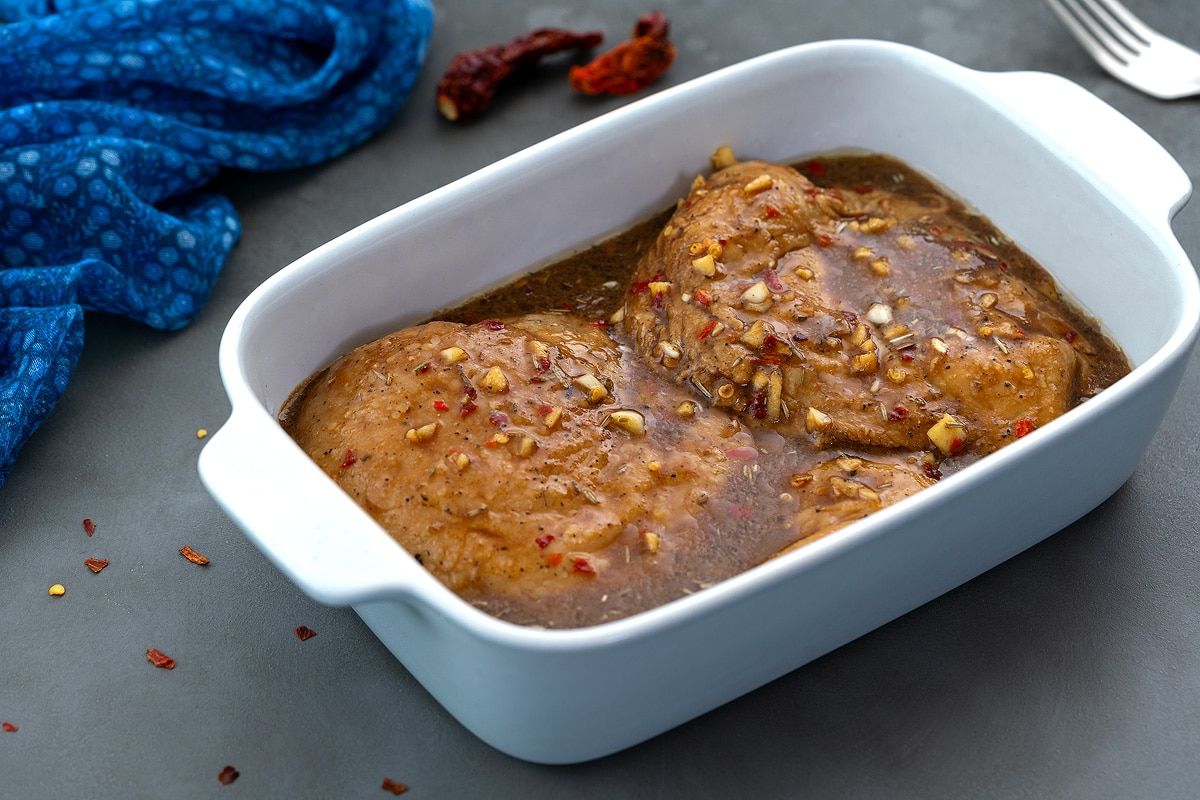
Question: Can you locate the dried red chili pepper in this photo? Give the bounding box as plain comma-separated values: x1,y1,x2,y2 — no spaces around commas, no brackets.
84,557,109,574
340,449,358,469
437,27,604,122
1,722,17,733
83,518,96,537
146,648,175,670
294,625,317,641
217,765,240,786
569,12,675,96
1013,418,1035,438
381,777,408,795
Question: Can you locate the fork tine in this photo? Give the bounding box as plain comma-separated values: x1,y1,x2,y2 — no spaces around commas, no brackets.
1089,0,1155,45
1060,0,1137,61
1073,0,1149,54
1045,0,1132,71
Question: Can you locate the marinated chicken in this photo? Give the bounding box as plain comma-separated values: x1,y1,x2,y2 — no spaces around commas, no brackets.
281,313,774,624
623,150,1120,462
281,150,1130,628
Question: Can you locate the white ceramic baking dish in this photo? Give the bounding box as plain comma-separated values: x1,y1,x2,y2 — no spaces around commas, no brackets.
199,40,1199,764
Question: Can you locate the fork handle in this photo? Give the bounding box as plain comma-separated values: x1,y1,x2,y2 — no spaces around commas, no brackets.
977,70,1192,230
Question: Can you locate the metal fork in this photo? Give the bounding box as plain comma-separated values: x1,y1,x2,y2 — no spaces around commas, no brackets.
1044,0,1200,99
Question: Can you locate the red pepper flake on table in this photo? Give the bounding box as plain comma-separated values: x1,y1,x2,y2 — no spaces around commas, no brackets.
83,557,109,574
1,722,17,732
294,625,317,641
437,26,604,122
381,777,408,795
82,518,96,537
146,648,175,670
568,11,675,96
179,545,210,566
217,765,240,786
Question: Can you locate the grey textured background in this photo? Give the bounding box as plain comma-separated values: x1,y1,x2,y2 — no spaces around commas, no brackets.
3,1,1199,797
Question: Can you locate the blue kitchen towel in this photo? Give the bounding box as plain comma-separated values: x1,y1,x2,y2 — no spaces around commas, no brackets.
0,0,434,486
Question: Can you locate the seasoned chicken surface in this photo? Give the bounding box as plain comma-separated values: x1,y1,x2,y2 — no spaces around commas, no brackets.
622,155,1110,461
281,313,760,620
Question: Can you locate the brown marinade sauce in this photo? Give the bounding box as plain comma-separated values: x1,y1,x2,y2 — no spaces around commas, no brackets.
284,153,1130,628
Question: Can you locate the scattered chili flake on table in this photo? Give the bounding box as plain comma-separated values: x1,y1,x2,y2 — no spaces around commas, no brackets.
294,625,317,641
217,765,240,786
179,545,210,566
83,518,96,537
2,722,17,732
569,11,675,96
84,557,109,574
146,648,175,669
437,26,604,122
381,777,408,795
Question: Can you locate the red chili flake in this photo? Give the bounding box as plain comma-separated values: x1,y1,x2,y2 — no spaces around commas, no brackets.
729,505,753,521
460,399,478,417
694,289,713,306
763,268,784,292
805,160,825,175
1,722,17,733
536,355,551,372
928,225,943,237
764,205,781,218
1063,330,1078,343
949,438,966,455
560,301,575,312
84,557,109,574
697,320,718,340
902,352,915,362
999,260,1010,273
83,518,96,537
887,406,909,422
852,185,876,194
651,291,665,310
217,765,240,786
537,404,554,417
433,400,450,412
488,411,509,427
546,552,564,567
381,777,408,795
437,27,604,122
569,12,675,96
535,534,555,549
817,233,833,248
588,319,609,328
479,319,506,331
146,648,175,670
747,391,767,419
1013,418,1035,438
923,463,943,481
179,545,209,566
571,556,596,575
340,449,357,469
294,625,317,641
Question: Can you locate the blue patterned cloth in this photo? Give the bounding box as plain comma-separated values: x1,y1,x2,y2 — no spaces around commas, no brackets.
0,0,433,486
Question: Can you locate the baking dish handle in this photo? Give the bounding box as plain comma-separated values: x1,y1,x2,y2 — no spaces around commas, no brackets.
976,69,1192,231
198,405,422,606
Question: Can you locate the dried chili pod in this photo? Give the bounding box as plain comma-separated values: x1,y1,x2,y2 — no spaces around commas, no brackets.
569,11,676,96
437,27,604,122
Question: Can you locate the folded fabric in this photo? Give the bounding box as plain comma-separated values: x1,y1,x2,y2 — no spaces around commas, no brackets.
0,0,434,486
